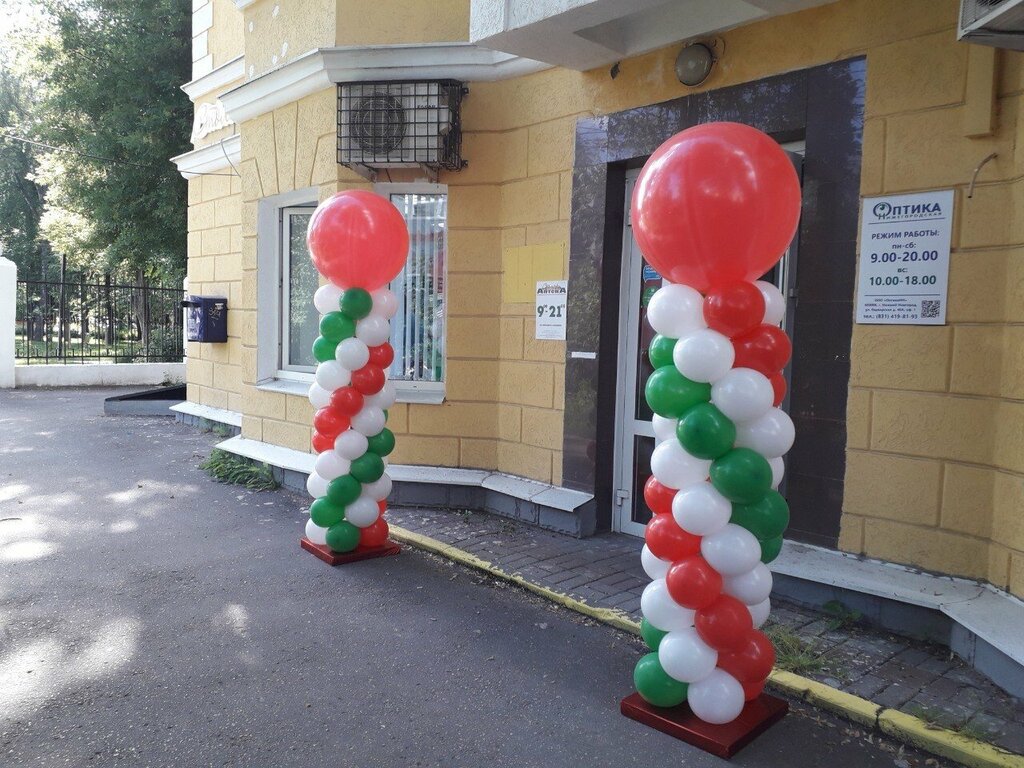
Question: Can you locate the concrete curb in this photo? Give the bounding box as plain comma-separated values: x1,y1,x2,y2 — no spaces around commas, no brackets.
388,524,1024,768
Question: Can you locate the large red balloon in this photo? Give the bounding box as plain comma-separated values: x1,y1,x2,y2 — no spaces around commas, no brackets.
307,190,410,290
368,342,395,369
631,123,801,292
643,476,675,516
313,407,349,439
645,515,701,561
666,556,723,610
717,629,776,683
311,431,334,454
360,517,390,548
695,595,754,652
351,364,386,395
703,282,766,338
330,386,364,416
733,324,792,377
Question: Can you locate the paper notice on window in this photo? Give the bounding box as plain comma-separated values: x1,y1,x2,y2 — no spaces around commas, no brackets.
535,280,568,340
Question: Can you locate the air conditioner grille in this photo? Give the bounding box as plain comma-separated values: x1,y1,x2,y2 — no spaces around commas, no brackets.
351,93,406,155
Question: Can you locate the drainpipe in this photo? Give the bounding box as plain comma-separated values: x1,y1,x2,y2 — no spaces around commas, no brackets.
0,256,16,388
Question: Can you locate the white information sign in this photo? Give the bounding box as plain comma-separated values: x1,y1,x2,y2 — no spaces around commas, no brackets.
856,190,953,325
535,280,568,340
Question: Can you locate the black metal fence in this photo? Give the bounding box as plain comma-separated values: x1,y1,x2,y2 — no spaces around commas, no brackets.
15,277,185,364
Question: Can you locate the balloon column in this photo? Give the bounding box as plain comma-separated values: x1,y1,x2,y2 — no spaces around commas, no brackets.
629,123,800,726
302,190,409,556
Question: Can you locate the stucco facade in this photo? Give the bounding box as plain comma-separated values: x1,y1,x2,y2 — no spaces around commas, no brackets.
175,0,1024,599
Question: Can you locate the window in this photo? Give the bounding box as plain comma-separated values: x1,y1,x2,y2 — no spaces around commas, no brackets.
279,206,319,374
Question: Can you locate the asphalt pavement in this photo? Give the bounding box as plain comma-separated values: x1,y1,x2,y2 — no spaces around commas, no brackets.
0,387,952,767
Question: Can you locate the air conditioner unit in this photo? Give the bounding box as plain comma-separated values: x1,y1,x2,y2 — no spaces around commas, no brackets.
959,0,1024,49
337,80,467,172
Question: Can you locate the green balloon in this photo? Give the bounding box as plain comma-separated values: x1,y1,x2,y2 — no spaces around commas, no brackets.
366,428,395,457
312,335,337,363
309,497,344,528
320,311,355,342
326,474,361,507
350,452,385,483
648,334,677,370
645,367,711,419
325,520,360,553
676,403,736,460
710,448,773,504
731,490,790,540
634,653,688,708
760,534,784,564
640,618,668,652
340,287,373,320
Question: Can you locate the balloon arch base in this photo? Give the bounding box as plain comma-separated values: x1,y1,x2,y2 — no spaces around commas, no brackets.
299,537,401,566
620,692,788,759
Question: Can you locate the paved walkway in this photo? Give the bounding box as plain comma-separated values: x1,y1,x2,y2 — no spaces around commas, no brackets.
0,386,955,767
387,506,1024,754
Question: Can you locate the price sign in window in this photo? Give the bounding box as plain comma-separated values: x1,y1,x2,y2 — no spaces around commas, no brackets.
535,280,568,340
855,190,953,325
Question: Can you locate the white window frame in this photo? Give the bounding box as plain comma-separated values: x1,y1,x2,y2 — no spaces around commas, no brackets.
279,204,319,378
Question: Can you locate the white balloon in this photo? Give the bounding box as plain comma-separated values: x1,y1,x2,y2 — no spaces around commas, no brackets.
305,518,329,546
769,457,785,489
688,669,745,724
641,544,671,580
658,628,718,684
711,368,774,423
646,283,705,338
305,471,329,499
756,280,786,326
356,315,392,346
351,406,386,437
334,429,369,460
345,495,380,528
308,382,332,409
370,288,399,320
362,473,393,501
313,284,343,315
652,414,678,445
335,337,370,370
365,380,397,409
735,408,795,459
641,579,695,632
671,481,731,537
314,450,350,481
701,524,762,576
673,329,735,384
724,563,774,605
650,440,711,490
748,598,771,628
314,360,351,391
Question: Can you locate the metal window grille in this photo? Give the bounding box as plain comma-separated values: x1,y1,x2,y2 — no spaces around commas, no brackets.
337,80,466,171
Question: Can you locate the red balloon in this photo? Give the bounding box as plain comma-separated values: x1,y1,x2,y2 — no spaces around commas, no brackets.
351,364,386,395
360,517,390,548
666,556,723,610
643,476,675,516
377,499,387,514
733,324,792,377
703,282,766,338
631,122,801,292
645,515,701,561
313,407,349,439
311,431,334,454
770,372,787,406
695,595,754,652
717,629,776,683
330,386,364,416
368,342,395,369
742,679,766,701
306,190,410,290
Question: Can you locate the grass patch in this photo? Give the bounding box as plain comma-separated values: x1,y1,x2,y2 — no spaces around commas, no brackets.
764,622,827,675
200,449,279,491
822,599,862,630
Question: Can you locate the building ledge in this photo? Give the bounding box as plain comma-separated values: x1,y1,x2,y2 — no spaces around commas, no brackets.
170,401,243,428
171,134,241,179
181,55,245,101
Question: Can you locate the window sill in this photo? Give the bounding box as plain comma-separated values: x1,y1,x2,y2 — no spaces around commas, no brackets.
257,377,446,405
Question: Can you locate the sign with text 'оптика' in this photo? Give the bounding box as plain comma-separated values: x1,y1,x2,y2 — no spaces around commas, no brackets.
855,190,953,325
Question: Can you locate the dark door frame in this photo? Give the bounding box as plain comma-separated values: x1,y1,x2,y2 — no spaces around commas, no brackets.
561,58,866,547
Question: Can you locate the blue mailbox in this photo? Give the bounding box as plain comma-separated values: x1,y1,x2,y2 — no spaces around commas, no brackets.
183,295,228,343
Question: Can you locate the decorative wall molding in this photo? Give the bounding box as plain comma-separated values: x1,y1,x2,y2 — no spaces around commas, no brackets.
182,55,246,101
191,101,235,142
220,43,549,124
171,134,241,179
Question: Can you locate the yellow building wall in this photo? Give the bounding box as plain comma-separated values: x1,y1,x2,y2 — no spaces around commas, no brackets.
336,0,469,46
209,0,244,68
241,0,337,79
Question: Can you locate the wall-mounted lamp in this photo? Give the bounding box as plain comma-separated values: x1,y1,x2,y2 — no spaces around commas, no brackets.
675,41,716,87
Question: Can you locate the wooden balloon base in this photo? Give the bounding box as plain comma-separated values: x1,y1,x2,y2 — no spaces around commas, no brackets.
620,691,788,759
300,537,401,566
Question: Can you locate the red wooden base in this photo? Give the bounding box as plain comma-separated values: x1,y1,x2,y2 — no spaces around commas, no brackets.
620,691,788,759
300,537,401,565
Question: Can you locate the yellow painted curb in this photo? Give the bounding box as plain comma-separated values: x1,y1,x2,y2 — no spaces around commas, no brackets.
388,524,1023,768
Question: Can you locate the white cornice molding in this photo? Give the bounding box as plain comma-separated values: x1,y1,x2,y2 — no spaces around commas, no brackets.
232,0,258,8
181,55,245,101
171,134,241,179
220,43,549,124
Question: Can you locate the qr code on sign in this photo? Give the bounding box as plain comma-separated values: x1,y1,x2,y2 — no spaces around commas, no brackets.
921,300,941,319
